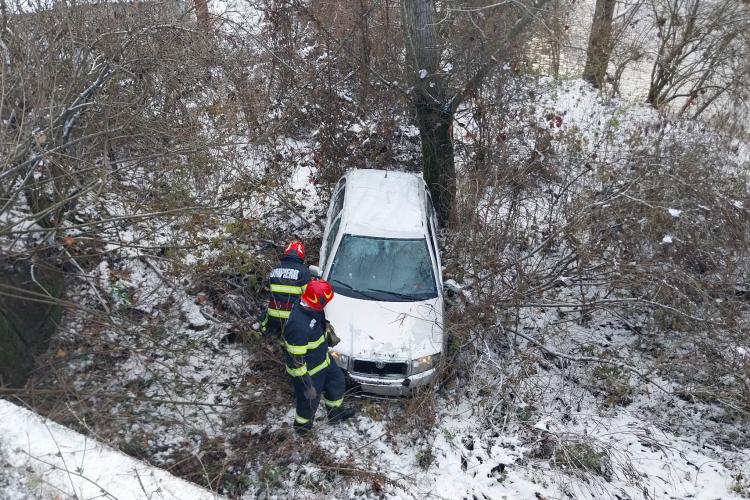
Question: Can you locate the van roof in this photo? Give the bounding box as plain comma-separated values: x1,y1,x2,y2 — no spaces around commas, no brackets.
342,169,427,238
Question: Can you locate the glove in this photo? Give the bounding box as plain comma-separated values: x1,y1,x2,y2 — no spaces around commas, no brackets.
326,322,340,347
303,384,317,402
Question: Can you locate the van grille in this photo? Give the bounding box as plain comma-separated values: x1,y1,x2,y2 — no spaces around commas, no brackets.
352,359,407,377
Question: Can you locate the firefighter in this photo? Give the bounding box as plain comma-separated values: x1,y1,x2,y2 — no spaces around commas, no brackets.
283,279,355,432
260,240,311,338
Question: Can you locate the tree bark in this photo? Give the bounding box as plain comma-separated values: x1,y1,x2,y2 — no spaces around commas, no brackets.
358,0,371,107
401,0,455,224
582,0,617,88
195,0,211,32
414,94,456,224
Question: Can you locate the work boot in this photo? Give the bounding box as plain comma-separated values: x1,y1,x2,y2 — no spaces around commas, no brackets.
326,406,355,423
293,420,313,434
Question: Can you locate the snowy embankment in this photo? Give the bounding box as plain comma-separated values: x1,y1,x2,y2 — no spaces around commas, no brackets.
310,403,747,500
0,400,222,499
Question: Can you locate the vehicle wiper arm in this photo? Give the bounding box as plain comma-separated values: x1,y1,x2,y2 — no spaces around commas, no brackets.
364,288,422,300
330,278,354,290
331,279,381,300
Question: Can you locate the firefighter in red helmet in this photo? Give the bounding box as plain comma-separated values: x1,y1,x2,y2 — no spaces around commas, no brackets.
260,240,311,338
283,279,355,432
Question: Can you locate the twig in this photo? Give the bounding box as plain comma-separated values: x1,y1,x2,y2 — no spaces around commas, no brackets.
64,247,111,314
18,449,120,500
139,255,175,289
134,468,153,500
508,327,675,398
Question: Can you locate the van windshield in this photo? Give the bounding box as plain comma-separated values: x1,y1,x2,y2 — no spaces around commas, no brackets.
329,235,437,302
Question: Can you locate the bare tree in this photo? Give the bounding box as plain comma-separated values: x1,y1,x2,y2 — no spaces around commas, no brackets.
646,0,749,112
400,0,551,223
0,2,243,252
582,0,617,87
400,0,454,223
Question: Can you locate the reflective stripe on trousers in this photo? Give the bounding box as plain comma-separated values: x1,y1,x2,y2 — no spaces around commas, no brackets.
324,397,343,408
308,354,330,376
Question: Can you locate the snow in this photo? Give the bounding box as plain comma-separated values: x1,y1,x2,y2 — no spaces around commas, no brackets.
2,7,747,495
342,169,427,238
0,400,222,499
0,459,38,500
305,394,749,500
181,297,210,329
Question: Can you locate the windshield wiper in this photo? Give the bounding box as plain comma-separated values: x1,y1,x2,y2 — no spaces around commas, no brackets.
330,278,354,290
330,279,381,300
364,288,427,301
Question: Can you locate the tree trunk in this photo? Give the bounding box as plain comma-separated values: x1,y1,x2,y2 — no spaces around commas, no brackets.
414,94,455,224
195,0,211,32
0,259,63,388
582,0,616,88
358,0,371,107
401,0,455,224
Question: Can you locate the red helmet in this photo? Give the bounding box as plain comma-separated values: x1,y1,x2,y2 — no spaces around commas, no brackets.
301,279,334,311
284,240,305,260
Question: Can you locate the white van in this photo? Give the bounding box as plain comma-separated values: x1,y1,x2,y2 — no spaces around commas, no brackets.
316,169,444,396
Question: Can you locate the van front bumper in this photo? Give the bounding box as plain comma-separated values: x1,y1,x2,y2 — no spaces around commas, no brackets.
347,368,436,396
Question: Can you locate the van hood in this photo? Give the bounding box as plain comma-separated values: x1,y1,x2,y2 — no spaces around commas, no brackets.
325,293,444,361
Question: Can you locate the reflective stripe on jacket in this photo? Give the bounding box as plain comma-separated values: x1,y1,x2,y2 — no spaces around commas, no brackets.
267,255,311,319
283,301,330,378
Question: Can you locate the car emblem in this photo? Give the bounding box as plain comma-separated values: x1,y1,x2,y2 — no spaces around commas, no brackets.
375,361,385,369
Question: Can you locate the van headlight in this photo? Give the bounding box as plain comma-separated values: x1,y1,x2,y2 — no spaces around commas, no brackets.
329,350,350,369
411,353,440,375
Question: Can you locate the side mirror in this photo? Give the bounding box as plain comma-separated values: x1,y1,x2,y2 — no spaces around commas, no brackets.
309,265,322,278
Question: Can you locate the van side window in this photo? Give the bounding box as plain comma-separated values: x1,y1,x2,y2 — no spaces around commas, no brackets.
424,188,439,258
424,189,442,282
424,189,438,228
426,217,438,261
331,187,346,220
324,216,342,268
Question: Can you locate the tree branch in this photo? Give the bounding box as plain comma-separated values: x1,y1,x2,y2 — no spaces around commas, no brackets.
448,0,551,114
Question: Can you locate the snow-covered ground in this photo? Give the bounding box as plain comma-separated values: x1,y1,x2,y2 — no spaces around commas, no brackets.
0,400,222,499
2,0,749,493
3,74,747,499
